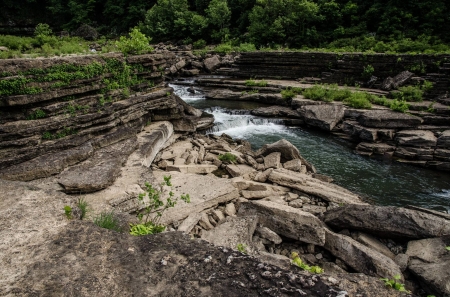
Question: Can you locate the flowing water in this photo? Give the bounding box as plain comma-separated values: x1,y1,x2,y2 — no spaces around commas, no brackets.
171,81,450,212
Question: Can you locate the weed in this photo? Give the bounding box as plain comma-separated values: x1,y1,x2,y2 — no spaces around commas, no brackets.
122,87,130,98
237,243,247,253
218,152,237,163
427,102,435,113
42,131,53,140
291,252,324,274
421,80,434,92
446,246,450,251
362,64,374,79
64,205,72,219
193,39,207,49
94,212,122,232
302,85,329,101
281,87,302,100
76,198,89,220
129,176,190,236
380,275,410,293
242,89,259,95
390,99,409,112
392,85,423,102
27,109,46,120
245,79,268,87
343,92,372,109
166,91,171,96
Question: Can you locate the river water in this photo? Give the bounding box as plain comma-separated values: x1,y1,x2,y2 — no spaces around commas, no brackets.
170,82,450,212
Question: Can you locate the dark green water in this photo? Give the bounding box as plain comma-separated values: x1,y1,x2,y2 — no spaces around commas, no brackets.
171,83,450,212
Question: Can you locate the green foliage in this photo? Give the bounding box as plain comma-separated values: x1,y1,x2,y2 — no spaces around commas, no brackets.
193,39,207,49
421,80,434,92
302,85,329,101
291,252,324,274
281,87,302,100
343,92,372,109
237,243,247,253
362,64,374,79
218,152,237,163
94,212,122,232
76,198,89,220
27,109,46,120
380,275,410,293
42,127,77,140
245,79,268,87
115,28,153,55
390,99,409,113
64,205,72,219
34,23,53,37
391,86,424,102
129,176,190,236
214,43,233,53
446,246,450,251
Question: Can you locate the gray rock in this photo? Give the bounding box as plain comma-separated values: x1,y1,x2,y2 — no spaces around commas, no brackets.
342,121,378,142
437,130,450,148
282,159,302,172
302,205,327,215
166,164,218,174
395,130,437,147
204,55,221,72
201,215,259,253
268,168,364,205
351,232,395,260
324,204,450,239
178,213,202,233
225,164,255,177
251,106,302,118
357,110,423,128
288,199,303,208
394,254,409,272
211,209,225,223
300,104,345,131
238,200,326,246
255,139,316,173
324,229,403,279
224,203,236,216
255,226,282,244
355,142,396,157
199,212,214,230
263,152,281,169
253,168,273,183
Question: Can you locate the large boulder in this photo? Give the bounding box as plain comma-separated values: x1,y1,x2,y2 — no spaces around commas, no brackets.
238,200,326,246
323,204,450,239
324,229,403,279
268,168,364,205
204,55,221,72
300,104,345,131
357,110,423,128
342,120,378,142
395,130,437,147
406,236,450,296
255,139,316,173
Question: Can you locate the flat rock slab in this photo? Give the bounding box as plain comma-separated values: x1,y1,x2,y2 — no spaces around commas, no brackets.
238,200,326,246
323,204,450,239
0,141,94,181
437,130,450,148
268,168,364,205
58,137,138,193
251,106,302,118
406,236,450,296
166,164,218,174
342,120,379,142
357,110,423,128
139,121,174,167
226,164,255,177
153,171,239,225
395,130,437,147
300,104,345,131
324,229,403,279
201,215,259,254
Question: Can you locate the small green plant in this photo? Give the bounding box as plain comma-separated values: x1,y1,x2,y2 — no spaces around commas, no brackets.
218,152,237,163
392,85,424,102
193,39,207,49
390,99,409,112
422,80,434,92
76,198,89,220
166,91,171,96
380,275,410,293
343,92,372,109
362,64,374,79
242,89,259,95
94,212,122,232
129,176,190,236
281,87,302,100
64,205,72,219
446,246,450,251
42,131,53,140
426,102,435,113
27,109,46,120
237,243,247,253
245,79,268,87
122,87,130,98
115,27,153,55
291,252,324,274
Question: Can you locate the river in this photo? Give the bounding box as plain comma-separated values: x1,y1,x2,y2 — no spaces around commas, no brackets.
170,81,450,212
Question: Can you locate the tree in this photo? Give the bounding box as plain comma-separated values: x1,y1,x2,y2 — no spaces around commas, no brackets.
205,0,231,42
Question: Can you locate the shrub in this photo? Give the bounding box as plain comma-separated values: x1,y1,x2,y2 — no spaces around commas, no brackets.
236,43,256,52
193,39,207,49
421,80,433,92
392,85,423,102
218,152,237,163
390,99,409,112
343,92,372,109
214,43,233,54
281,87,302,100
34,23,52,37
116,27,153,55
94,212,122,232
129,176,190,236
245,79,268,87
362,64,374,79
302,85,328,101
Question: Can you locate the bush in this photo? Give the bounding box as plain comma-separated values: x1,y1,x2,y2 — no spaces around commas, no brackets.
392,85,423,102
302,85,328,101
193,39,207,49
94,212,122,232
362,64,374,79
34,23,52,37
245,79,268,87
343,92,372,109
390,99,409,112
281,87,302,100
214,43,233,53
218,152,237,163
116,27,153,55
236,43,256,52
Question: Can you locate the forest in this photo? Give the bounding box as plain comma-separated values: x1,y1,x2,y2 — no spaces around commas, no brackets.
1,0,450,52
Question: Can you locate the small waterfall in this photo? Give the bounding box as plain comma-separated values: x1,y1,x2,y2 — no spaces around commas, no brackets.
169,82,205,102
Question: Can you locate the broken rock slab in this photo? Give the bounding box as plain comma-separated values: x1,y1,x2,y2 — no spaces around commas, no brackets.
357,110,423,128
323,204,450,239
225,164,256,178
255,226,282,244
58,137,138,193
395,130,437,147
268,168,364,205
238,200,326,246
201,215,259,254
324,229,403,279
139,121,174,167
300,104,345,132
166,164,218,174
